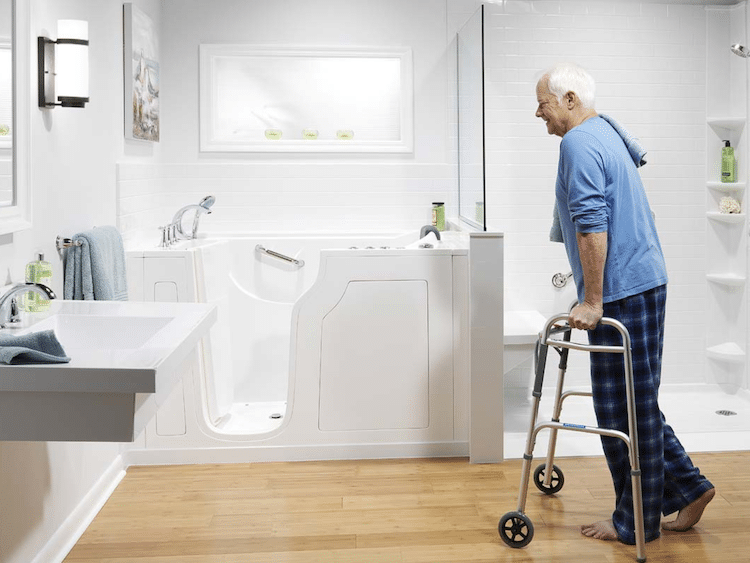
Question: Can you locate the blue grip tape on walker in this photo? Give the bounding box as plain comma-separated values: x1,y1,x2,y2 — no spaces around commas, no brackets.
563,423,586,429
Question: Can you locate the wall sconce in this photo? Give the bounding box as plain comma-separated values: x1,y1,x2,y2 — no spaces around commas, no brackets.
38,20,89,108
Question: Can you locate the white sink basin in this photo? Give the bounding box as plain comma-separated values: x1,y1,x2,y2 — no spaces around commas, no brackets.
29,314,172,350
0,300,216,442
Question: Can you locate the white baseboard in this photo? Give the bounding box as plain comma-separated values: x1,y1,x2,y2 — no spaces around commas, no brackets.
31,454,127,563
124,441,470,466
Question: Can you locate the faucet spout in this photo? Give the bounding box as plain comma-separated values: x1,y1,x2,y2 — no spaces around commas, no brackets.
419,225,441,241
0,283,57,328
171,195,216,240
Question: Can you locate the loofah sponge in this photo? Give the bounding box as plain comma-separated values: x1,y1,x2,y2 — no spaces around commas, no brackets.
719,196,742,214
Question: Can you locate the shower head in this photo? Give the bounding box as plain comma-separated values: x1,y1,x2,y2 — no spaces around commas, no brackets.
731,44,749,58
199,195,216,210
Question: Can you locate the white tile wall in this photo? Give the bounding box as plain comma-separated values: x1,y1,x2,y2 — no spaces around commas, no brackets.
117,163,457,245
473,0,708,386
116,163,164,247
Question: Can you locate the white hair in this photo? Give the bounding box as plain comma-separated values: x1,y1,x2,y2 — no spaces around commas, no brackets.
542,63,596,110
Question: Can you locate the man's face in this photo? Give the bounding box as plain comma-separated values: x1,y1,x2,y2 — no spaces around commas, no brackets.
536,80,568,137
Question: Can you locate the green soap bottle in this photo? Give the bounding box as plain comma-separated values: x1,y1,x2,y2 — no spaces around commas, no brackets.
22,252,53,312
721,140,736,183
432,202,445,231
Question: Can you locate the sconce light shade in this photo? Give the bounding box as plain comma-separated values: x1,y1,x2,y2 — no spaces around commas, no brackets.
38,20,90,108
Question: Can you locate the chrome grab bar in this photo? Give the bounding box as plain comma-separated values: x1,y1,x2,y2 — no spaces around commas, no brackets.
255,245,305,268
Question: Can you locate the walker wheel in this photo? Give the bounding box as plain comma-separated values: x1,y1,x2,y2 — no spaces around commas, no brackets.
533,463,564,495
498,511,534,548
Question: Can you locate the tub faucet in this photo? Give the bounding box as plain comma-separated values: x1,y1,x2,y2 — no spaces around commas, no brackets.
0,283,57,328
172,195,216,240
419,225,441,241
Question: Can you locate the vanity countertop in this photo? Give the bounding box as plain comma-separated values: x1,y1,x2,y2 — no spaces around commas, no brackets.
0,300,216,393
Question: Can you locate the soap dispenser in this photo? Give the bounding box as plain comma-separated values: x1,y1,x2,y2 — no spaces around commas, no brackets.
721,140,736,183
22,252,53,312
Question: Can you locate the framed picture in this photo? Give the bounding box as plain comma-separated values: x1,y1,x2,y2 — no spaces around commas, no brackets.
123,3,159,142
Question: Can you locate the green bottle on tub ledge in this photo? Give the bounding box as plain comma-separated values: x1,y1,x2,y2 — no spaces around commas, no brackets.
721,140,736,183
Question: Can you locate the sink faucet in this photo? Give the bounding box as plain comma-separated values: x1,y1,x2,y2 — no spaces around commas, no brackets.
419,225,441,241
171,195,216,240
0,283,57,328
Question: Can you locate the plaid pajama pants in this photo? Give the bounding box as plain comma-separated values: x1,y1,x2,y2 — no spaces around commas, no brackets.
587,285,714,544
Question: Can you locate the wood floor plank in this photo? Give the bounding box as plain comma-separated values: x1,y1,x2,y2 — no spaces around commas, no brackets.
64,452,749,563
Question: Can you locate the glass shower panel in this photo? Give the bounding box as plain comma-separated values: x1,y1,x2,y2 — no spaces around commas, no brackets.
457,5,485,230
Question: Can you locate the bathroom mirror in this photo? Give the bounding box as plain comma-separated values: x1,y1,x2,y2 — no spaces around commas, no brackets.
0,0,31,234
199,45,413,153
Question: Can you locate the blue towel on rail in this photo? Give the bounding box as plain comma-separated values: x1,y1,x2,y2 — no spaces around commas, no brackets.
550,114,647,243
0,330,70,364
64,226,128,301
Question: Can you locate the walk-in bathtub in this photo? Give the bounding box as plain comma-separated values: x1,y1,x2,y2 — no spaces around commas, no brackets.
125,231,500,463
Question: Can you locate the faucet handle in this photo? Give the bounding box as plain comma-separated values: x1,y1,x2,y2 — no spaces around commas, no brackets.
5,297,22,326
158,226,170,248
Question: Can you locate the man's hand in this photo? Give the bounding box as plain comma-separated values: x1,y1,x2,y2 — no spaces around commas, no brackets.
569,301,603,330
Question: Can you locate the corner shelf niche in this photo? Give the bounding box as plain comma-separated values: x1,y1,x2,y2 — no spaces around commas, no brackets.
706,342,745,364
705,117,747,381
707,342,746,364
707,117,746,130
706,211,746,223
705,6,748,389
706,273,747,287
707,181,746,192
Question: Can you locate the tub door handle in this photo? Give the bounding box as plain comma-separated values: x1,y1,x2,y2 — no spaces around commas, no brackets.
255,245,305,268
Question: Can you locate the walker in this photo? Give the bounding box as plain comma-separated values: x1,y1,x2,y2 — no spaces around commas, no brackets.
498,312,647,563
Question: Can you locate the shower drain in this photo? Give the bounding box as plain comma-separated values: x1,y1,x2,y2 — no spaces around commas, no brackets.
716,410,738,416
269,413,283,420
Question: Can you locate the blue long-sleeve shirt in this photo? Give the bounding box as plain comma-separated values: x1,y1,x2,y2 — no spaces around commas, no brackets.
556,116,668,304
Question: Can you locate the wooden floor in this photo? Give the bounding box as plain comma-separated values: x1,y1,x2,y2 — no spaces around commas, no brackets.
64,452,749,563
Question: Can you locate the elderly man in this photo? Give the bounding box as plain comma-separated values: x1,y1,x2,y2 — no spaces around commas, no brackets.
535,63,715,544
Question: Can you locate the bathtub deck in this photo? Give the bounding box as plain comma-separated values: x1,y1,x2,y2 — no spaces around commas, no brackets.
65,452,748,563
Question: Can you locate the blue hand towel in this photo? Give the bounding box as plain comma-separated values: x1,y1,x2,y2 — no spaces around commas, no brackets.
64,226,128,301
550,114,647,243
0,330,70,364
598,113,648,168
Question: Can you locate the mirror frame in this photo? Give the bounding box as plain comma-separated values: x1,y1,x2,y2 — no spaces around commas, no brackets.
1,0,30,234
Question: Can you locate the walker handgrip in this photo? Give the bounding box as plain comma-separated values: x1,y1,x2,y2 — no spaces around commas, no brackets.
540,314,632,355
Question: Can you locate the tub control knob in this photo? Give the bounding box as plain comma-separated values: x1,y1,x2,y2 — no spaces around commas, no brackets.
551,272,573,288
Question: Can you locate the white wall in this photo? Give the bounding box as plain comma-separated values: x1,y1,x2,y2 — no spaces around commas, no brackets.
118,0,457,244
0,2,161,563
449,0,710,387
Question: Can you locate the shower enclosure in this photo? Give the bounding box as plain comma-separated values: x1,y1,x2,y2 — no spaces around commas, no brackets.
457,1,750,458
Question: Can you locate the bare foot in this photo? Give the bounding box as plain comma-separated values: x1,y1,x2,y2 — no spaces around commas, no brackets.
662,488,715,532
581,519,618,541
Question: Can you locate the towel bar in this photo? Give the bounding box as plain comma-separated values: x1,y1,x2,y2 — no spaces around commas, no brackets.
56,236,83,251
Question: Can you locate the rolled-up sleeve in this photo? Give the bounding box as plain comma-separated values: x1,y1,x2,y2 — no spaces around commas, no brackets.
560,132,608,233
